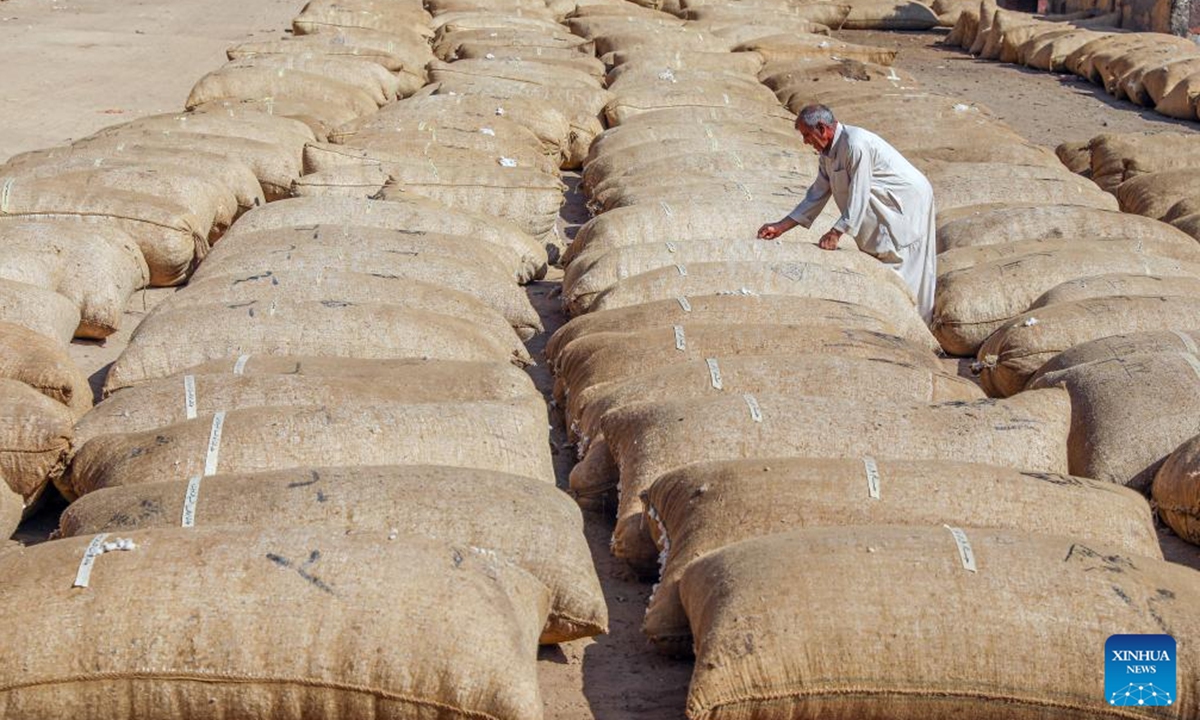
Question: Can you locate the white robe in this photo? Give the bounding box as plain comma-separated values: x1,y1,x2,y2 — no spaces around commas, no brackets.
787,123,937,324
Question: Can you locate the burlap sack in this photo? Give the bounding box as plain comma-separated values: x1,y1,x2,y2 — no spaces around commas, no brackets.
609,64,775,95
1067,33,1156,81
227,33,434,91
935,203,1194,253
193,96,356,139
187,66,381,120
0,175,204,286
944,2,978,46
452,46,607,77
65,397,554,500
1175,212,1200,240
1143,58,1200,106
582,139,811,193
1118,169,1200,221
735,34,898,65
588,26,736,56
336,119,556,173
1108,44,1200,105
1031,273,1200,308
0,219,147,338
0,482,18,540
923,161,1118,212
554,325,943,412
566,13,684,38
0,278,81,344
571,353,983,447
309,131,559,184
1153,432,1200,543
600,48,766,76
179,354,526,381
104,302,526,393
373,167,565,238
1022,28,1108,71
289,166,391,198
587,168,814,214
646,458,1162,653
1031,329,1200,377
1158,73,1200,120
57,466,604,644
292,0,433,38
545,295,918,364
77,362,536,447
0,323,91,417
0,528,550,720
565,240,896,315
1030,349,1200,491
224,55,409,104
686,18,832,45
432,10,559,31
586,121,795,163
186,263,539,343
332,94,571,159
0,378,73,500
603,83,783,126
601,389,1071,567
429,58,602,90
93,110,315,160
978,295,1200,397
433,27,593,60
221,196,547,283
841,0,939,29
934,244,1200,355
681,527,1200,720
967,0,997,53
1089,131,1200,193
589,261,925,339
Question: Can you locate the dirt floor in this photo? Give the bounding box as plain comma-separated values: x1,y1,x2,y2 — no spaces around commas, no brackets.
4,4,1200,717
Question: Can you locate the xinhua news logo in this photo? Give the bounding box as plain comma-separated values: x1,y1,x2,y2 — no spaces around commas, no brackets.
1105,634,1177,707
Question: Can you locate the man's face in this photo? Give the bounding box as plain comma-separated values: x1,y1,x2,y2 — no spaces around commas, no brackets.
797,120,834,152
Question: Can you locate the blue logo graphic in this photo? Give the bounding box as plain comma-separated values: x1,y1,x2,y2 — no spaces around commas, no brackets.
1105,634,1176,707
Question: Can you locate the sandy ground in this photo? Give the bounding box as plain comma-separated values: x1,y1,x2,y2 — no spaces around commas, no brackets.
4,5,1200,716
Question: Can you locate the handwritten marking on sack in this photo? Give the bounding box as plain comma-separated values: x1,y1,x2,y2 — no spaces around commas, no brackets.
673,325,686,351
743,393,763,423
265,550,334,595
181,475,202,527
706,358,723,390
945,525,977,572
183,375,198,421
863,456,881,499
204,411,226,477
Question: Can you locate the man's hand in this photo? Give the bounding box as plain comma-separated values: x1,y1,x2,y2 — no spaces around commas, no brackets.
818,228,843,251
757,218,797,240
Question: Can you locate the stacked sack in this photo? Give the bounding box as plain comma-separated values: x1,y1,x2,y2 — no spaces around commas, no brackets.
0,1,608,717
949,3,1200,121
549,4,1198,717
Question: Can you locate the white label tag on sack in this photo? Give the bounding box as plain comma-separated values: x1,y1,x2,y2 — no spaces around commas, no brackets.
181,475,203,528
204,411,226,477
73,533,110,588
706,358,723,390
233,354,251,375
677,296,692,312
743,393,763,423
183,375,198,421
675,264,688,277
673,325,686,352
863,456,881,500
945,525,978,573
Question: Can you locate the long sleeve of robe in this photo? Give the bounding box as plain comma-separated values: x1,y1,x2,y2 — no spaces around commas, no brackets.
787,123,937,324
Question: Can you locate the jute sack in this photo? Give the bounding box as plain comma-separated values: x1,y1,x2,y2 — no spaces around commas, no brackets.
602,83,784,126
601,389,1072,567
1030,349,1200,491
290,165,391,198
0,175,204,286
936,235,1200,271
1117,169,1200,221
76,362,536,447
935,202,1195,253
545,295,917,364
331,94,571,160
646,458,1162,654
681,527,1200,720
373,168,565,238
1153,433,1200,543
451,46,607,78
582,138,810,193
223,55,408,104
186,263,540,343
222,196,547,283
1144,58,1200,106
0,482,18,540
554,325,944,411
103,302,526,393
735,34,898,65
226,34,433,91
694,4,852,28
0,323,91,417
1158,72,1200,120
608,66,777,95
0,278,81,345
585,120,795,162
589,261,925,337
1055,140,1093,174
566,14,685,38
64,397,554,500
1031,273,1200,308
0,141,264,212
923,161,1118,211
56,465,605,644
180,353,532,381
433,27,593,60
841,0,939,29
187,66,381,118
196,223,525,289
0,528,550,720
0,219,147,338
588,175,819,215
1109,44,1200,105
292,0,433,37
600,49,766,76
93,110,315,162
338,121,556,173
193,95,361,139
0,378,73,501
943,1,978,45
1089,131,1200,193
1066,33,1155,81
427,58,602,90
1022,27,1109,71
571,353,984,447
587,27,736,56
1031,329,1200,377
1174,211,1200,240
978,295,1200,397
565,240,891,314
967,0,998,53
1092,34,1196,88
681,19,833,46
0,162,236,242
933,245,1200,355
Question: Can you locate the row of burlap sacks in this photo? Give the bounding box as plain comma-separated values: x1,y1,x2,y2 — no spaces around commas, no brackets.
548,6,1199,718
619,0,949,30
0,1,610,718
0,0,441,536
949,2,1200,120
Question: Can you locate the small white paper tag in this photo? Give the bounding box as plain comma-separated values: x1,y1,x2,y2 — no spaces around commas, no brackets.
204,411,227,477
743,393,763,423
677,296,692,312
183,375,198,421
233,354,251,375
705,358,723,390
181,475,203,528
673,325,686,352
864,456,881,499
945,525,978,573
675,264,688,276
72,533,110,589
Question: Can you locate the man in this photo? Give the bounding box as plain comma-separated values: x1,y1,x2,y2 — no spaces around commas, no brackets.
757,104,936,323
